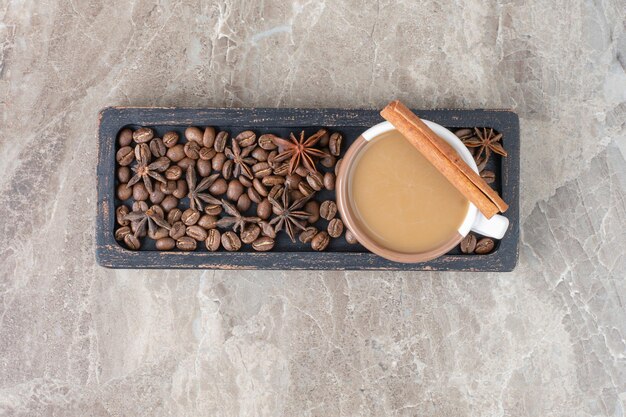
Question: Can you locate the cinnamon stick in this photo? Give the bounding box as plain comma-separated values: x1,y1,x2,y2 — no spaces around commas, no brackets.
380,100,508,219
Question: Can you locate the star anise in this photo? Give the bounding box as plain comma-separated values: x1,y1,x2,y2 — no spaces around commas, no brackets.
127,150,169,194
225,140,255,179
124,202,171,238
461,128,507,171
186,167,221,211
216,199,260,233
268,187,311,242
272,129,329,174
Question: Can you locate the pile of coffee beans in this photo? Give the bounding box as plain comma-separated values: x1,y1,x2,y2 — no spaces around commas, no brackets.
114,125,357,252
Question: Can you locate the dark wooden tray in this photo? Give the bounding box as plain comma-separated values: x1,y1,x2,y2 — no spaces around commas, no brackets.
96,107,519,271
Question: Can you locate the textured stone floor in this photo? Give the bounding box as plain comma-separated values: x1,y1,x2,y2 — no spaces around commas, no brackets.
0,0,625,416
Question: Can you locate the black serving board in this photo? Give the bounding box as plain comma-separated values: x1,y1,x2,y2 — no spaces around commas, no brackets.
96,107,519,271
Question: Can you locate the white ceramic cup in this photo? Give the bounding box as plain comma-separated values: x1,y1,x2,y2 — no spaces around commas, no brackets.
336,120,509,263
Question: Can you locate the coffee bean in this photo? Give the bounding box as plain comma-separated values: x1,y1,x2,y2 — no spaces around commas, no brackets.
163,131,179,148
474,238,495,254
203,126,216,148
205,229,221,251
251,147,268,162
149,205,165,218
166,144,185,162
241,223,261,244
252,162,272,178
320,200,337,220
133,127,154,143
117,183,133,200
182,208,200,226
247,187,262,203
160,180,177,195
235,130,256,147
258,221,276,238
257,198,272,220
323,172,335,190
150,137,166,158
184,141,201,159
239,176,253,189
214,131,228,152
149,226,170,240
212,152,226,171
311,231,330,251
150,223,169,240
345,229,358,244
116,146,135,166
268,185,283,201
318,130,330,147
204,204,222,216
460,234,477,254
124,234,141,250
132,200,148,213
329,132,342,156
222,159,234,180
252,236,274,251
185,126,203,143
480,170,495,184
117,166,131,183
321,152,336,168
253,178,268,197
285,174,301,190
167,208,182,224
115,226,131,241
165,165,182,181
299,227,317,244
335,158,343,176
262,175,285,186
197,159,212,177
149,187,165,204
161,195,178,212
455,128,473,138
116,205,130,226
209,178,228,195
199,147,216,161
290,190,304,201
327,218,344,238
169,221,186,239
177,236,197,251
305,200,319,223
273,163,290,176
227,179,244,201
156,237,176,250
173,179,188,199
178,155,196,169
186,225,208,241
298,182,314,197
221,231,242,251
267,150,279,168
118,128,133,147
306,172,323,191
132,183,149,201
237,194,252,212
258,134,278,150
197,214,218,229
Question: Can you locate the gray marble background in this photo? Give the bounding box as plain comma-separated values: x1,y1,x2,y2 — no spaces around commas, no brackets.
1,0,625,416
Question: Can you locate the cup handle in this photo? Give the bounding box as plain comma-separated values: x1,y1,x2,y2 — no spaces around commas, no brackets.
470,213,509,239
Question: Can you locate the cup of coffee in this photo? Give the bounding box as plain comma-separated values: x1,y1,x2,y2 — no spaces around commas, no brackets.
336,120,509,263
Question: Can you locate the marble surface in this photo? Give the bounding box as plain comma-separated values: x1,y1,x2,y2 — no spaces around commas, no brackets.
1,0,625,415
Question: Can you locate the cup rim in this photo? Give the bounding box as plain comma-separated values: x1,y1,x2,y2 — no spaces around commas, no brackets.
336,120,478,263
